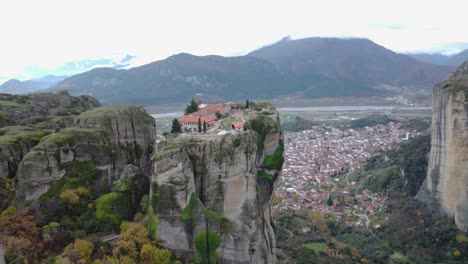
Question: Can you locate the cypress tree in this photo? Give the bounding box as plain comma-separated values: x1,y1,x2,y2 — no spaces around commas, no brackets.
203,121,207,134
327,195,334,206
198,117,202,133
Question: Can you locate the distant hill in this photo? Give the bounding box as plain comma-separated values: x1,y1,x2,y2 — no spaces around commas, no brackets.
248,37,453,97
51,54,293,105
50,38,454,105
408,49,468,66
0,75,67,94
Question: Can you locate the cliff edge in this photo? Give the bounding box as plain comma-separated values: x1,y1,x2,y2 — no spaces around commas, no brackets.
152,102,283,263
416,61,468,232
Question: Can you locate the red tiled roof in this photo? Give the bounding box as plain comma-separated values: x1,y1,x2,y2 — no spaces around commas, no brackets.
232,122,244,128
179,115,216,124
191,103,227,117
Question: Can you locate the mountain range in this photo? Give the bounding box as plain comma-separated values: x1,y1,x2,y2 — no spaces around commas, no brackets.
407,49,468,66
0,75,67,94
5,37,457,105
249,37,453,98
51,54,293,105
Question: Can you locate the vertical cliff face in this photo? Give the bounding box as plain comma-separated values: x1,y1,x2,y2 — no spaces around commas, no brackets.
152,105,283,263
416,62,468,232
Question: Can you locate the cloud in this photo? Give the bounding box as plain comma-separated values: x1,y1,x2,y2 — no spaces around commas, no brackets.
435,43,468,55
0,0,467,81
0,55,135,84
120,55,136,64
369,24,406,30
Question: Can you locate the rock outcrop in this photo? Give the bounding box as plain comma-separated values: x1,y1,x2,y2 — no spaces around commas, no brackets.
416,61,468,232
13,105,156,204
0,91,100,180
0,91,100,125
152,104,283,263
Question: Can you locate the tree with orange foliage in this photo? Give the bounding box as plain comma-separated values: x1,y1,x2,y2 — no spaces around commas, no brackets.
0,209,42,262
306,211,328,235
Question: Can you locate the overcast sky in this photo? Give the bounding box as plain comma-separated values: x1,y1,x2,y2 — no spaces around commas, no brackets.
1,0,467,83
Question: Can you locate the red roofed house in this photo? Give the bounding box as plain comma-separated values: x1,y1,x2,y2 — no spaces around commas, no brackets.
231,122,245,131
190,103,229,119
179,103,229,133
179,115,217,133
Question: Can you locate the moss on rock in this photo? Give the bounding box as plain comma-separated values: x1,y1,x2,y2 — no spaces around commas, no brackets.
247,114,279,153
39,161,100,201
0,112,15,128
262,140,284,170
181,192,199,221
34,127,108,149
0,126,51,145
32,116,76,130
152,183,181,215
76,105,154,134
258,171,273,181
439,74,468,102
95,192,131,226
153,142,180,160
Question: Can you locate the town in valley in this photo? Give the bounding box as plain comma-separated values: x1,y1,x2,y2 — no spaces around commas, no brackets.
274,121,421,229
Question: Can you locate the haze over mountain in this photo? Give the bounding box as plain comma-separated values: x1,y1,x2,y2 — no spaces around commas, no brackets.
50,37,454,105
249,37,453,97
0,75,67,94
408,49,468,66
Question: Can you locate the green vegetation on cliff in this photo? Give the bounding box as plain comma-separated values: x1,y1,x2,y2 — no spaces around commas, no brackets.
76,104,154,133
0,93,159,263
0,112,14,127
181,192,198,221
152,183,181,215
0,92,100,130
263,140,284,170
247,111,279,152
40,161,100,201
147,206,159,240
32,116,76,130
0,100,23,109
0,177,14,211
95,192,130,226
195,230,222,264
0,126,51,146
258,171,274,181
153,142,180,160
34,127,108,149
445,75,468,97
